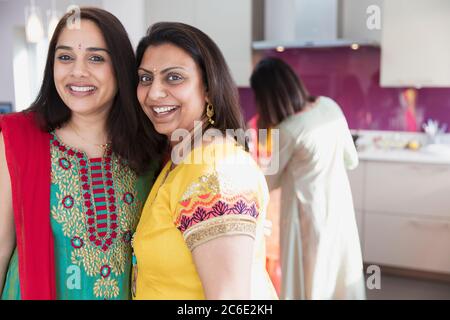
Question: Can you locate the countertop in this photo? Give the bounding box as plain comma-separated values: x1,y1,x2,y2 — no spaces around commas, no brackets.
353,130,450,165
357,147,450,165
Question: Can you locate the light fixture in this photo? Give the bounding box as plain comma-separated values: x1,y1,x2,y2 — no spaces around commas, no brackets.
351,43,360,50
276,46,285,53
47,0,60,40
25,0,44,43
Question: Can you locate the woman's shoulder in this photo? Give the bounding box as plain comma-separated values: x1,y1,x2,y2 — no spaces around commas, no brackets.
0,111,39,131
173,140,267,250
205,139,264,180
0,112,48,146
316,96,344,113
0,111,35,122
284,96,344,126
177,138,252,169
176,139,266,194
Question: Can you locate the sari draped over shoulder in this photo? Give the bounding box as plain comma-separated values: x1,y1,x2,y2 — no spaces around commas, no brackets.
0,112,56,300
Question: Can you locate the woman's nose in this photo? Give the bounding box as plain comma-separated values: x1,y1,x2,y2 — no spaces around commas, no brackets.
146,79,168,101
71,59,89,78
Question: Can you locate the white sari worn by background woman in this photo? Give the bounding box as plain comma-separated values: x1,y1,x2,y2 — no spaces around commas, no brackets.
267,96,365,300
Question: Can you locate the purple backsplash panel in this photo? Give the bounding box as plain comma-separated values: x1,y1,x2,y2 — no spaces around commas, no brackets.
239,46,450,132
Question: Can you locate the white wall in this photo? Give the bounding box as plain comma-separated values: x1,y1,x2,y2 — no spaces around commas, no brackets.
101,0,145,49
144,0,253,86
0,0,102,110
1,0,253,107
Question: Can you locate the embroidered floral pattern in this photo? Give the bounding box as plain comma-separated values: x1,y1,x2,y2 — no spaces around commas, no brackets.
175,171,260,248
77,154,118,251
93,277,120,299
177,199,259,233
62,195,74,209
100,265,111,278
122,230,132,243
59,158,72,170
71,236,84,249
123,192,134,205
50,133,142,299
183,215,257,251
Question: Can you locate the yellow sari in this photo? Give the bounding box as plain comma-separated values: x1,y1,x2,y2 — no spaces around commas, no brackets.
132,139,277,299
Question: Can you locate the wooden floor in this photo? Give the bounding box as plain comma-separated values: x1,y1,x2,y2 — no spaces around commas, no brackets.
365,274,450,300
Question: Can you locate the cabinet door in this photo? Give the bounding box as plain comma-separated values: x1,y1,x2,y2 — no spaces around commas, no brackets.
381,0,450,87
365,162,450,219
364,212,450,274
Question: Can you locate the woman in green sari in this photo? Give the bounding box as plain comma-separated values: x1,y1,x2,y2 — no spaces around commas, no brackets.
0,7,164,300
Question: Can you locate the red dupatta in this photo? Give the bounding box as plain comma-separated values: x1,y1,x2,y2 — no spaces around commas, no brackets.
0,112,56,300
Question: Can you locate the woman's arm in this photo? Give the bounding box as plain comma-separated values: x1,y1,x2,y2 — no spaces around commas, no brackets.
342,124,359,171
0,133,16,294
192,235,254,300
264,127,295,190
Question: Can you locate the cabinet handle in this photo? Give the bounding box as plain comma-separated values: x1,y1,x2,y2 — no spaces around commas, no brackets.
408,219,450,229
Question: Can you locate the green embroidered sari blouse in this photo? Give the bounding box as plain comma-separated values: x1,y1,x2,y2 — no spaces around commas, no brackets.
1,133,156,300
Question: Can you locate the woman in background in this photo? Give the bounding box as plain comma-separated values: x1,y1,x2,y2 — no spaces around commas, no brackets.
132,22,277,300
250,57,365,300
0,7,162,300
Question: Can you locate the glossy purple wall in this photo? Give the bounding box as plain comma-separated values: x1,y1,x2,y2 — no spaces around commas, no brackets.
239,46,450,132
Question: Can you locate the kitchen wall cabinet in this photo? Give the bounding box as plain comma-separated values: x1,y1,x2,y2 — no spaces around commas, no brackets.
144,0,252,86
348,159,450,274
381,0,450,87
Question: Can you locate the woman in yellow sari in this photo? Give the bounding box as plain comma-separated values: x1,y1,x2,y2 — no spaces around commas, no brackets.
132,22,277,300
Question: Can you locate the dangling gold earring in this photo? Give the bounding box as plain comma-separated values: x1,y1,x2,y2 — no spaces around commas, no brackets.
206,102,215,125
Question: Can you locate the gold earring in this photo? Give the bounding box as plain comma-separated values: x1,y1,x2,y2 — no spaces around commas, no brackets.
206,103,215,125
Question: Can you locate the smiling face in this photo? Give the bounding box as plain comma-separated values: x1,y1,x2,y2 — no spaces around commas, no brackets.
53,19,117,117
137,43,207,138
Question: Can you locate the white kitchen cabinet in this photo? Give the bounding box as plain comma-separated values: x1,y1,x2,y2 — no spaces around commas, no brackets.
365,161,450,219
348,158,450,274
381,0,450,87
364,212,450,274
144,0,252,86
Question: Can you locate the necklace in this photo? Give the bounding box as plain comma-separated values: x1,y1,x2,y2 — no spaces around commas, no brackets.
69,122,111,150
